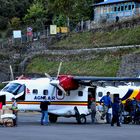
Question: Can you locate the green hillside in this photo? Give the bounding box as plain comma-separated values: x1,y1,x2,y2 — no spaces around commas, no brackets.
24,21,140,77
49,26,140,50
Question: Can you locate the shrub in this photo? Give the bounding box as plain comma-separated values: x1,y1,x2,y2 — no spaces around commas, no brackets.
0,16,8,30
5,28,13,38
10,17,21,29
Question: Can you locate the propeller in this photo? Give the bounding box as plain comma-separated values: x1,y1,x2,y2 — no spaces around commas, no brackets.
2,65,14,83
9,65,14,81
57,62,62,78
49,62,67,96
2,65,27,83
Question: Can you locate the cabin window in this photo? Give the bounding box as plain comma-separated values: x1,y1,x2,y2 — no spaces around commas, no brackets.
32,89,38,94
98,92,103,97
78,91,83,96
58,90,63,96
67,91,70,96
43,90,48,95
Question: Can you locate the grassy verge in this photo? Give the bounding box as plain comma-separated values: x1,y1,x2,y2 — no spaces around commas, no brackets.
26,50,133,76
26,59,120,77
49,26,140,50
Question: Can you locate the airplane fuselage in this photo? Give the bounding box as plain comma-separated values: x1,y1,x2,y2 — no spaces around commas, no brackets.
0,78,140,124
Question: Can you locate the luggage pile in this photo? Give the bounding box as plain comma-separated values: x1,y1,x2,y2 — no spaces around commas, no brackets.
0,106,16,127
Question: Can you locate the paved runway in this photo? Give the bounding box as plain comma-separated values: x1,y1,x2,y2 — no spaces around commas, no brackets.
0,112,140,140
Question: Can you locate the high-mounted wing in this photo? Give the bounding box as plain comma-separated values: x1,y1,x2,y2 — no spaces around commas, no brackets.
73,76,140,82
52,75,140,91
48,63,140,92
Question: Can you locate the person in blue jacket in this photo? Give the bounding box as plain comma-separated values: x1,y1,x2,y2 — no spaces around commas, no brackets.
100,92,112,123
111,97,121,127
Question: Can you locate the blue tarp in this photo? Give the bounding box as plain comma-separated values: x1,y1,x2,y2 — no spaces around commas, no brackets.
93,0,130,6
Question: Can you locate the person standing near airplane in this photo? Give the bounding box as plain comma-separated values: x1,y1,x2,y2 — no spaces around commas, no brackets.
11,97,18,126
100,92,112,123
111,97,121,127
90,98,96,123
40,97,50,125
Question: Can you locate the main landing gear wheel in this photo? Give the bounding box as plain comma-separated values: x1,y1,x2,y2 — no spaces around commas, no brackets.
49,114,58,123
77,114,86,124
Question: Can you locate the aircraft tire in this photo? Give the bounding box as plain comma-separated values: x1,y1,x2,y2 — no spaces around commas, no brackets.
49,114,57,123
77,114,86,124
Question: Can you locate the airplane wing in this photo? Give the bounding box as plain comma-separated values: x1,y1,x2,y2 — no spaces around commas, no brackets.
55,75,140,91
73,76,140,82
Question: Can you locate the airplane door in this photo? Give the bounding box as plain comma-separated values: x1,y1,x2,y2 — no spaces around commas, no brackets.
88,87,96,99
88,87,96,109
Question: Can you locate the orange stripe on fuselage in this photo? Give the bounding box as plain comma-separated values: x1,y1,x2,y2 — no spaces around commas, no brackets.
6,101,88,106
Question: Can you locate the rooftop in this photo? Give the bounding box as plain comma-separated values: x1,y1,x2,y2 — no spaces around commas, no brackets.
93,0,132,6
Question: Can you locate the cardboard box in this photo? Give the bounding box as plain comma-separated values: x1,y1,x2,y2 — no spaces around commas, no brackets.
3,118,14,127
3,109,13,114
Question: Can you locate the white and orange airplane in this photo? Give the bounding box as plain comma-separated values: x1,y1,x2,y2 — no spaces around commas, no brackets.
0,64,140,124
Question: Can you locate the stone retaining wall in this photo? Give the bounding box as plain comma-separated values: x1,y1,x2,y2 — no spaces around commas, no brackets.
117,53,140,77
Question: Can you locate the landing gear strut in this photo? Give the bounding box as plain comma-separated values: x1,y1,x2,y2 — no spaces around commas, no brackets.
74,106,87,124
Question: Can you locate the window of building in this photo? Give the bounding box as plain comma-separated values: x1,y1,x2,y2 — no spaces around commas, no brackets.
114,6,117,11
125,5,128,10
118,6,120,11
33,89,38,94
43,90,48,95
78,91,83,96
132,4,134,9
128,5,131,10
121,6,124,11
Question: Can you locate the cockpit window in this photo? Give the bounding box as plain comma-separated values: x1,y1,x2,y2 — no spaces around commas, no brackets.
2,83,25,95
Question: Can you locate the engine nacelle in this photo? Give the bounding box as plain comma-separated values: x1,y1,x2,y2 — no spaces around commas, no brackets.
58,75,79,91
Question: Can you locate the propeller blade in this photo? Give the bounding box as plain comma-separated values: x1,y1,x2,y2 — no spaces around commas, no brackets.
45,73,51,79
9,65,14,81
57,62,62,78
50,87,56,99
2,81,10,84
57,84,67,95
